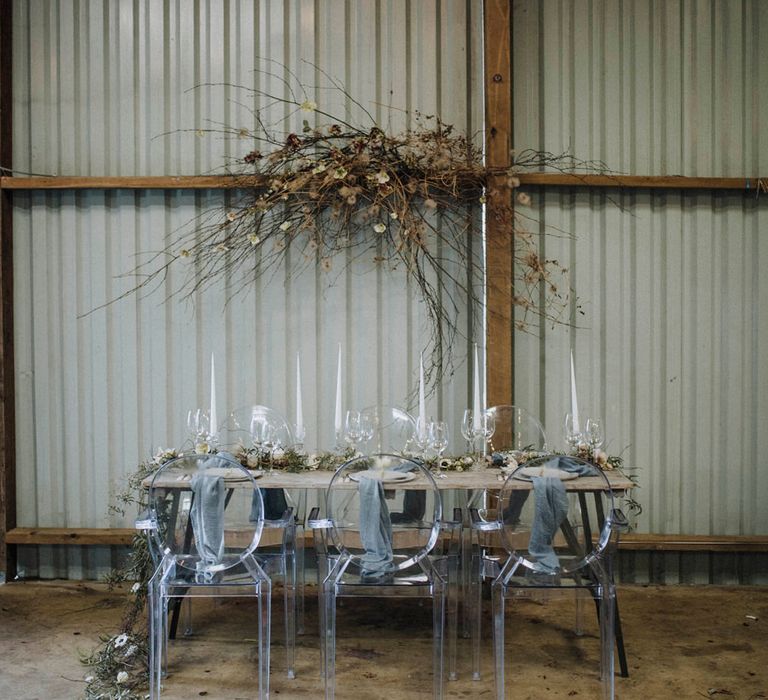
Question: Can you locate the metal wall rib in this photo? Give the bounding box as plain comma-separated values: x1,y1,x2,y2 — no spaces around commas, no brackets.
511,0,768,568
11,0,484,579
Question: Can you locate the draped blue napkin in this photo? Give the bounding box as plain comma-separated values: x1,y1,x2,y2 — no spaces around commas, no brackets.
357,459,418,580
527,456,596,574
190,470,226,569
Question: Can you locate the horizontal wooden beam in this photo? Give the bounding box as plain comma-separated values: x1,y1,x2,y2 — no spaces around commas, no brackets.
619,533,768,553
1,173,765,192
5,527,768,552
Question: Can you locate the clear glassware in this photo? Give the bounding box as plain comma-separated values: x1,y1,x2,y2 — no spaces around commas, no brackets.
358,412,375,452
293,424,307,453
481,410,496,454
461,409,478,453
564,413,582,451
585,417,604,459
344,410,362,452
186,408,210,450
429,421,449,478
414,416,431,457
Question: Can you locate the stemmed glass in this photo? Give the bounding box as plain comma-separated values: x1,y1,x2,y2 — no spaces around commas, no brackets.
344,410,362,452
585,417,604,461
481,410,496,455
187,408,211,451
564,413,582,451
429,421,449,478
461,409,479,453
358,412,375,453
414,416,431,458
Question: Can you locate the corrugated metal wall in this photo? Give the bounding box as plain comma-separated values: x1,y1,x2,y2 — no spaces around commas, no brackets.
11,0,484,579
510,0,768,583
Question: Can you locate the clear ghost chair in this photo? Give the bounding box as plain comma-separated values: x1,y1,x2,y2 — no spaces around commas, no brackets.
225,405,304,652
136,453,271,699
359,404,417,454
470,455,628,700
309,454,462,698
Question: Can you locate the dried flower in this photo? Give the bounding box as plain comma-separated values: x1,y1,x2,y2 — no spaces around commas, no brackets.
516,191,531,206
130,582,141,594
320,257,332,272
226,211,237,222
374,170,390,184
390,211,398,220
179,249,190,258
248,233,261,246
279,221,292,232
114,634,128,648
332,166,348,180
312,162,327,174
116,671,128,684
300,99,317,112
424,198,437,209
243,150,262,164
373,223,387,234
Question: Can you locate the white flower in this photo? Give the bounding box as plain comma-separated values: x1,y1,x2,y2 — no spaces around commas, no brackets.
389,211,398,220
272,448,285,460
114,633,128,648
279,221,292,232
116,671,129,684
226,211,237,222
131,582,140,594
125,644,137,658
372,223,386,234
332,166,348,180
194,442,210,454
312,162,327,174
299,99,317,112
246,453,260,469
248,233,261,246
84,676,94,684
374,170,390,184
516,191,531,206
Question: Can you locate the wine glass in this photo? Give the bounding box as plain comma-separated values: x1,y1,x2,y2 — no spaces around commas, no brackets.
564,413,582,451
585,417,604,460
187,408,210,450
344,410,362,452
414,416,431,457
429,421,449,478
461,409,478,453
481,410,496,455
358,412,375,453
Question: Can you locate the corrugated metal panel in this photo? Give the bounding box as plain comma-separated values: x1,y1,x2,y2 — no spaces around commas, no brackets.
11,0,485,579
510,0,768,580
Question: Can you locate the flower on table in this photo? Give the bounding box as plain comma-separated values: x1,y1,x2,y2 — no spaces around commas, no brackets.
248,233,261,246
130,582,141,594
332,166,348,180
114,633,128,648
374,170,390,184
279,220,292,232
116,671,129,684
372,222,386,234
516,191,531,206
194,442,210,455
125,644,137,658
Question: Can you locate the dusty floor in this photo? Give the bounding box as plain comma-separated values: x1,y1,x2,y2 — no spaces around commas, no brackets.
0,581,765,699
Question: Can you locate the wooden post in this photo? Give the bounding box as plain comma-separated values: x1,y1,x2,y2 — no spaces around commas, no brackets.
0,0,16,579
484,0,514,406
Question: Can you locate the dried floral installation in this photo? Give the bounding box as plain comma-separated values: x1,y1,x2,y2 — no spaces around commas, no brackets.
118,62,610,383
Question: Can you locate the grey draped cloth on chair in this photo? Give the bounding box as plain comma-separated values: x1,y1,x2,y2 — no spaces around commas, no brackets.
358,474,395,580
190,471,226,572
512,456,597,574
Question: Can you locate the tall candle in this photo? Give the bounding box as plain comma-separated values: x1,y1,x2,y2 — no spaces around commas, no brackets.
570,350,580,433
418,352,426,439
334,344,342,435
209,352,218,437
295,353,304,436
472,344,482,431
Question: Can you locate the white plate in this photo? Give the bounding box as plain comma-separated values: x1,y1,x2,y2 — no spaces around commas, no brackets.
349,470,416,483
513,466,579,481
205,467,261,481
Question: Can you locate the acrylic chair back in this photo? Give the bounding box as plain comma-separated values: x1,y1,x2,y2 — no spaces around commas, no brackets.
359,405,417,454
486,404,548,453
146,452,265,577
497,455,617,578
326,454,442,574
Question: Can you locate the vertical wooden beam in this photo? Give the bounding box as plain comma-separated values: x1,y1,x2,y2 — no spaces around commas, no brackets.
484,0,514,406
0,0,16,579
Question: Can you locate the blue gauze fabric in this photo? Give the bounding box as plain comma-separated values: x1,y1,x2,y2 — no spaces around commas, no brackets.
528,456,596,573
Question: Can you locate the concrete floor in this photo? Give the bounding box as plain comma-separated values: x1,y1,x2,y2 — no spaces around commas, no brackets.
0,581,766,699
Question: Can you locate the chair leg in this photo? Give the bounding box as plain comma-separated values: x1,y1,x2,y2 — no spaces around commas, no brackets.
471,554,482,681
296,524,306,635
492,582,505,700
598,584,616,700
447,552,458,681
323,583,336,700
258,580,272,700
433,582,446,700
284,539,296,679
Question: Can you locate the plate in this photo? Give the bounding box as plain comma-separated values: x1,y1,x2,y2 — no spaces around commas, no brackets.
205,467,261,481
349,470,416,483
513,466,579,481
